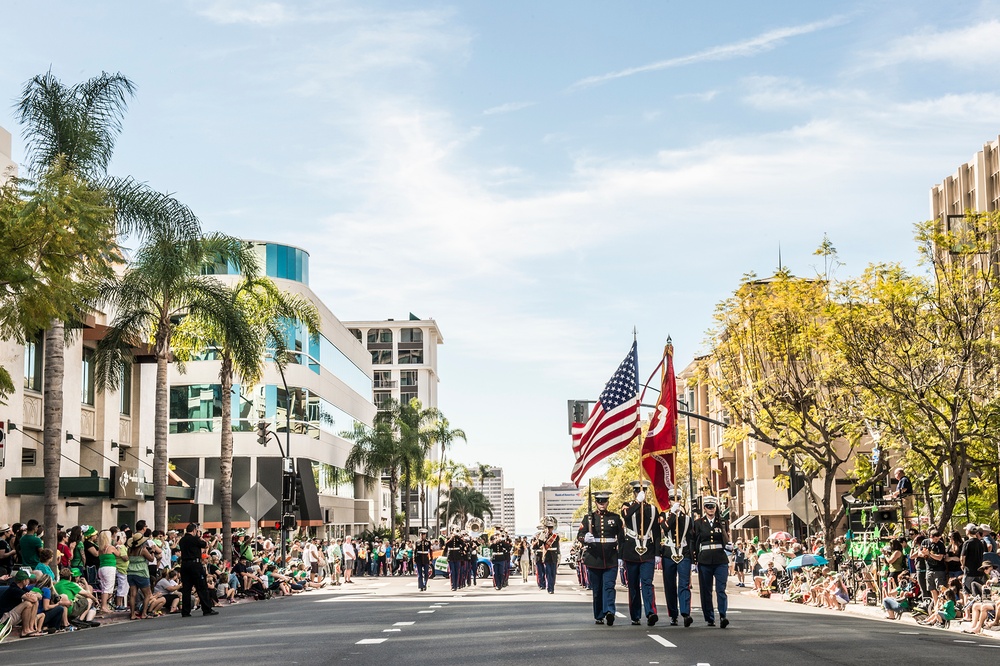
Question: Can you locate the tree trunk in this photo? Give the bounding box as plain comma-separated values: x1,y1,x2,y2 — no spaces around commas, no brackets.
220,356,234,565
153,338,170,532
42,320,65,550
388,475,399,541
435,446,446,537
401,469,411,540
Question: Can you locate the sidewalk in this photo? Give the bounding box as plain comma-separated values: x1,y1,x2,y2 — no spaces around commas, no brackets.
739,587,1000,641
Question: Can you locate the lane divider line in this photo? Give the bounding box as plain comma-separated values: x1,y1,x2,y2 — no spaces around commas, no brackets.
356,639,387,645
394,622,415,626
418,610,435,614
648,635,676,648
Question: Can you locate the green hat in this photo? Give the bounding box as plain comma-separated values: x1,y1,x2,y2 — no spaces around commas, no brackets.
752,536,759,544
70,567,82,578
83,525,98,537
14,570,34,582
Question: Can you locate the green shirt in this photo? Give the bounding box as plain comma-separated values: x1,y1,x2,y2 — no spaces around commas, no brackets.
942,599,957,621
115,546,129,574
20,533,43,568
54,579,82,601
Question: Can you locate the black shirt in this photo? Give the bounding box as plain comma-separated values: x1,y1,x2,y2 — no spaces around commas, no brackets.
961,537,985,574
896,476,913,496
179,533,207,561
0,584,27,616
923,538,947,571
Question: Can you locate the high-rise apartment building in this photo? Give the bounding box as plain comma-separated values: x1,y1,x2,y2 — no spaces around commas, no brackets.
931,135,1000,222
502,488,516,533
471,466,504,529
342,316,444,534
539,482,583,537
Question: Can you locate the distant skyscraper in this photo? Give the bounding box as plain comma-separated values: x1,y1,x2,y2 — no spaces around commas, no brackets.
470,466,504,529
502,488,516,533
539,482,584,536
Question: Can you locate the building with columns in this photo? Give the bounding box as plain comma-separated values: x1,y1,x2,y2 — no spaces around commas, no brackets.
931,135,1000,223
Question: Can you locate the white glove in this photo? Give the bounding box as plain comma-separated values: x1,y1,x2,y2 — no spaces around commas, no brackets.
618,559,624,568
584,532,595,543
655,556,662,566
636,491,646,502
670,503,682,514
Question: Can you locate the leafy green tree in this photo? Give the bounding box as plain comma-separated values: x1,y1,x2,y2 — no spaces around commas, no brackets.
437,486,493,530
173,259,319,563
834,212,1000,531
94,230,253,531
474,462,495,492
377,398,439,535
342,419,407,539
704,264,868,554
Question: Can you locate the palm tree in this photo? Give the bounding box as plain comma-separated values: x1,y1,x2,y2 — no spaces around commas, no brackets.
173,263,319,563
343,419,409,540
381,398,438,536
16,71,135,549
474,462,495,492
439,460,472,534
94,230,252,531
438,486,493,530
427,417,466,536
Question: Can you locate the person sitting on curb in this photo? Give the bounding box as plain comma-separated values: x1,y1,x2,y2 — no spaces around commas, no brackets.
54,568,100,628
883,571,919,619
0,570,43,641
918,587,957,628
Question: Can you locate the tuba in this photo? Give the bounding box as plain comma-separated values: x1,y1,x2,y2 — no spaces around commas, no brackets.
468,518,484,537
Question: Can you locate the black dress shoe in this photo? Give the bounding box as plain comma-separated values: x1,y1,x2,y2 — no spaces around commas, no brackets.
605,611,615,627
706,621,715,627
203,609,220,616
595,619,605,625
647,613,658,627
720,617,729,629
683,615,693,627
631,620,641,625
670,617,678,626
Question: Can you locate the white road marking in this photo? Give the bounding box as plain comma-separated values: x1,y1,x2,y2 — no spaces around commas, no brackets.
356,639,387,645
616,612,627,618
383,629,401,632
899,631,921,635
648,635,676,648
418,610,435,614
980,645,1000,648
954,640,977,644
394,622,415,626
696,663,712,666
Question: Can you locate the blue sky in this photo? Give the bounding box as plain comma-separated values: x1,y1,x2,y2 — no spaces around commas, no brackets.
3,1,1000,532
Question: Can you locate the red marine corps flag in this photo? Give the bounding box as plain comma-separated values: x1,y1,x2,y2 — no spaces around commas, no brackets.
641,342,677,510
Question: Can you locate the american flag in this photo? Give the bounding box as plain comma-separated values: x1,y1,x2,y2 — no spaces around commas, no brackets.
571,342,640,486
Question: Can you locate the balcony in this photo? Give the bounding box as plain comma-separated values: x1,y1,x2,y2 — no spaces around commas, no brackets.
374,379,397,389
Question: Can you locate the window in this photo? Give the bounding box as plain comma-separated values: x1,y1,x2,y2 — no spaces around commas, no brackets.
120,362,132,416
118,446,127,463
169,384,222,433
371,349,392,365
400,328,422,343
82,348,96,405
367,329,392,344
374,371,393,388
400,391,417,405
22,449,37,467
24,332,43,392
374,391,391,410
400,370,417,387
398,349,423,364
349,328,362,342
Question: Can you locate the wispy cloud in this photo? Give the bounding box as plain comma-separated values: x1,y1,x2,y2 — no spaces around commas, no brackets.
195,0,292,25
482,101,535,116
570,15,848,89
869,20,1000,68
674,90,719,102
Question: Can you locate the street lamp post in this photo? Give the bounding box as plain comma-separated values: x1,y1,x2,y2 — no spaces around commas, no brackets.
677,396,696,511
267,352,294,567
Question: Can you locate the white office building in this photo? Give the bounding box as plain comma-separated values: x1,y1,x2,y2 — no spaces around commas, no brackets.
540,482,584,538
502,488,516,533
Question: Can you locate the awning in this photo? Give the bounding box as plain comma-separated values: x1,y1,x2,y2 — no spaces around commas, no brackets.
731,513,761,530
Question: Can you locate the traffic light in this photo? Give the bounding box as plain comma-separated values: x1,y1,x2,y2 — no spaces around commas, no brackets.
274,521,281,531
256,420,268,446
281,513,297,530
282,471,296,504
566,400,591,434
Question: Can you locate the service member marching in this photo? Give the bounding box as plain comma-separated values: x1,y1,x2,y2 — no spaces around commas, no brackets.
659,491,694,627
539,518,560,594
692,496,730,628
414,528,432,591
490,530,512,590
622,480,661,626
577,489,625,626
444,528,464,591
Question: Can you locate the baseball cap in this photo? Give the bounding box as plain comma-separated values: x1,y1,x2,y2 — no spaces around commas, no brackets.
14,570,35,582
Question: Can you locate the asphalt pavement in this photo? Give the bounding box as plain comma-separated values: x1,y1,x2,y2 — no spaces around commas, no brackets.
3,568,999,664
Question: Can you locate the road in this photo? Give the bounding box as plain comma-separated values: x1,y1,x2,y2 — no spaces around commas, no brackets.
4,568,999,664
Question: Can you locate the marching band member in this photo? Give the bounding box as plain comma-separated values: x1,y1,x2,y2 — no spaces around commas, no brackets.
692,496,731,628
622,480,661,626
577,490,624,626
490,530,512,590
444,528,464,591
659,490,694,627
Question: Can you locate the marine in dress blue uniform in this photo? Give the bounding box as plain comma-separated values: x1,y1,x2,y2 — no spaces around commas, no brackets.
490,530,511,590
444,529,464,591
659,492,695,627
413,528,432,591
539,519,560,593
692,496,730,628
577,490,624,626
621,480,661,626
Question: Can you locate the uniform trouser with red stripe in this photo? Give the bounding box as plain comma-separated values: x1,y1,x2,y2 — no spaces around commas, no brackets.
536,559,546,589
624,560,657,621
589,566,617,620
577,563,588,587
492,560,508,588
